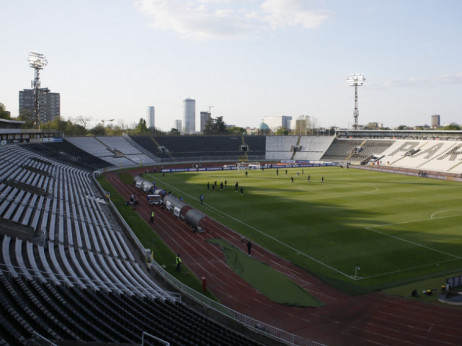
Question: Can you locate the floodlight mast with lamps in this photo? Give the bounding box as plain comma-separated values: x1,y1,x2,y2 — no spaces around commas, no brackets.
347,73,365,130
28,52,48,128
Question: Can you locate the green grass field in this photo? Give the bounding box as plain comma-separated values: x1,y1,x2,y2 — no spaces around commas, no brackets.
145,166,462,294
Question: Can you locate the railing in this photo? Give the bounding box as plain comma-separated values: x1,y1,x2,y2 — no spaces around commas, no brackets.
94,167,325,345
141,331,170,345
32,331,57,346
149,260,323,346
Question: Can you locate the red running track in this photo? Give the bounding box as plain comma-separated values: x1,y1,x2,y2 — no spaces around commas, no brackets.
106,171,462,346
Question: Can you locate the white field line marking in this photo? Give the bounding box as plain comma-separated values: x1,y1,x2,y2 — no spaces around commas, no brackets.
430,209,460,219
158,179,355,279
363,258,460,280
297,184,379,195
158,178,462,281
361,214,462,279
365,218,461,259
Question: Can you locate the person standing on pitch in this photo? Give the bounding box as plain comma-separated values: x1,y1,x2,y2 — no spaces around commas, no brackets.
176,254,182,271
247,240,252,256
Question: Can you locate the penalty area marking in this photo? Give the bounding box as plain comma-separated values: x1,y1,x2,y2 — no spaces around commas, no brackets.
361,214,462,279
157,177,461,281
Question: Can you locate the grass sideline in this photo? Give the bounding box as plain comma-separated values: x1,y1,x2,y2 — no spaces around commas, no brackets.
144,166,462,294
98,174,216,299
209,238,322,307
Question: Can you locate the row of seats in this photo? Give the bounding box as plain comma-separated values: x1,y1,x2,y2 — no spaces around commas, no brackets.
65,137,156,167
24,141,109,171
131,135,267,161
0,271,261,345
0,144,264,345
376,140,462,174
0,145,169,300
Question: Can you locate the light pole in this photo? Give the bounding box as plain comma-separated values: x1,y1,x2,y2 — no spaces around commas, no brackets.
347,73,365,130
28,52,48,128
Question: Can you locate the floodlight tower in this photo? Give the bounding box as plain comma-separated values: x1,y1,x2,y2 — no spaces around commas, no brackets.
347,73,365,130
28,52,48,128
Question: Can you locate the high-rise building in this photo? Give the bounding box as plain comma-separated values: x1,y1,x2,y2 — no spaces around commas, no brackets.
200,111,211,132
19,88,60,123
262,115,292,132
147,106,155,129
431,114,440,128
183,98,196,134
174,119,182,132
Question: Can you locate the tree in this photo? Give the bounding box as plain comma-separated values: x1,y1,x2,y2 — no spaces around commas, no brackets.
74,116,91,129
397,125,408,130
365,122,380,130
0,103,11,119
274,127,289,136
89,124,106,136
135,118,148,133
291,115,318,135
169,128,180,135
443,124,461,130
204,116,228,135
227,126,246,135
18,109,34,128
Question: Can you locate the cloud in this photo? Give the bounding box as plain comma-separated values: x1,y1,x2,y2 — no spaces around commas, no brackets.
135,0,329,40
378,72,462,88
261,0,330,29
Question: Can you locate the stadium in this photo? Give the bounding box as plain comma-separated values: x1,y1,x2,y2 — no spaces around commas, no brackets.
1,128,462,346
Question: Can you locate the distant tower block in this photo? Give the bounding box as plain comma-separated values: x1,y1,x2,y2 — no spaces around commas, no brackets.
183,98,196,134
147,106,155,129
431,114,440,128
347,73,365,130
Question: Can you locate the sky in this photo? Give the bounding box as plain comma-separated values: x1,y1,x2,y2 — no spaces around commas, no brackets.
1,0,461,131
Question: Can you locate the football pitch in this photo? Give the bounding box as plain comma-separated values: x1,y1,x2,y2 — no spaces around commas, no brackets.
147,166,462,293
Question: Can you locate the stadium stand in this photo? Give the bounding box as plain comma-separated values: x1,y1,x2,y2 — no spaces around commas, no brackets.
348,139,394,163
65,136,157,167
376,140,462,174
293,136,335,161
265,136,299,160
0,144,270,345
23,140,109,171
320,138,364,162
129,135,267,162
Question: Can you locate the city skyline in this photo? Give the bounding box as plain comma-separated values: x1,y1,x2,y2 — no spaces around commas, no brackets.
1,1,461,131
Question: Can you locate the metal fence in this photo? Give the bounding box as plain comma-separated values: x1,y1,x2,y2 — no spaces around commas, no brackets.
94,169,325,346
149,260,323,346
